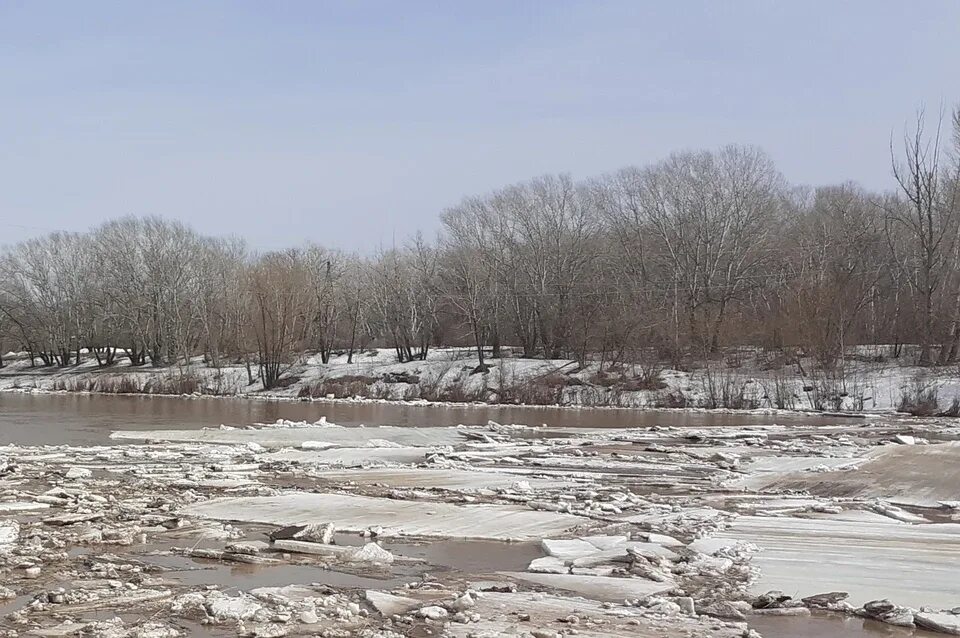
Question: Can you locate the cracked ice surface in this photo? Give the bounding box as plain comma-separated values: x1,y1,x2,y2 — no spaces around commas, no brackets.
110,424,470,448
182,492,589,541
717,515,960,609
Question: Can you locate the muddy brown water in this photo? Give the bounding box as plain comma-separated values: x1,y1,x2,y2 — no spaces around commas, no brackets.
750,613,946,637
167,560,415,590
144,538,540,590
0,392,860,446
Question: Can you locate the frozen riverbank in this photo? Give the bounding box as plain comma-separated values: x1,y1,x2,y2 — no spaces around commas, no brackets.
3,346,960,415
1,403,959,636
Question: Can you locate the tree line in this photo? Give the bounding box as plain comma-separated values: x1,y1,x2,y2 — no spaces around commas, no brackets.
2,107,959,387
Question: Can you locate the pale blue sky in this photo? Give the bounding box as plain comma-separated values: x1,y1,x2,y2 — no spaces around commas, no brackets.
1,1,958,250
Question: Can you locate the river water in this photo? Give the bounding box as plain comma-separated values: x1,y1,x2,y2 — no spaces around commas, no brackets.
0,391,936,637
750,613,945,637
0,391,859,446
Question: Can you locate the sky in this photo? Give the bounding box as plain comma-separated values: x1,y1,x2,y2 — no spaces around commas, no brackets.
1,0,959,251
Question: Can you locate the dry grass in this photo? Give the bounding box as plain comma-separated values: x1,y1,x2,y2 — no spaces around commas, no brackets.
48,371,238,396
297,375,378,399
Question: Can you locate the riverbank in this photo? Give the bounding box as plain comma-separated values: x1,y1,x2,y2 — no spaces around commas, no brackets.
2,347,959,415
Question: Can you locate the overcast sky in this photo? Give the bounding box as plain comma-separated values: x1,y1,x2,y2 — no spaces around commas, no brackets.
1,1,958,251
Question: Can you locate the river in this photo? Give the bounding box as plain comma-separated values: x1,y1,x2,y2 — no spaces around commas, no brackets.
0,391,859,446
0,391,941,637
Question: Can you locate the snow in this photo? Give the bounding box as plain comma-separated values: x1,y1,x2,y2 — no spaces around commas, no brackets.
7,345,960,414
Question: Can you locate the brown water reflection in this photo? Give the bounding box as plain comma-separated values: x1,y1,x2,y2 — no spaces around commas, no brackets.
0,392,859,446
751,613,945,637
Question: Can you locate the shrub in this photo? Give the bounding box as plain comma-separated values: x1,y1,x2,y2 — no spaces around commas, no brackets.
653,390,689,409
270,375,300,390
698,365,758,409
622,373,667,392
897,385,940,416
368,382,394,400
143,374,200,395
576,386,631,407
420,380,487,403
382,371,420,384
94,376,143,394
764,373,797,410
589,371,620,388
590,370,666,392
298,377,373,399
296,384,315,398
893,373,955,417
69,378,96,392
494,373,574,405
941,398,960,417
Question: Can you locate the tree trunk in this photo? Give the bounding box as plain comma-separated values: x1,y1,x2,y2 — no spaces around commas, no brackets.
919,288,934,366
125,345,145,366
710,299,728,354
471,314,485,368
938,290,960,365
347,323,357,364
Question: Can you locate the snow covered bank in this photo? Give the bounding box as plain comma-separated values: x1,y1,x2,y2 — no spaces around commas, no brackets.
3,346,960,414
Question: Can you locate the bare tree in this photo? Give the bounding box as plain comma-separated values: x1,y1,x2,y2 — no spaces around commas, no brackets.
341,255,371,364
304,246,345,364
368,238,441,363
246,250,312,389
0,233,92,366
602,146,783,354
193,236,248,368
781,184,886,367
884,107,960,365
2,105,959,383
